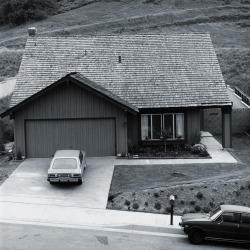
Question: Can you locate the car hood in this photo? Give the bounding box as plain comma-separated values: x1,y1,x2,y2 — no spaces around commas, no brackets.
181,213,210,223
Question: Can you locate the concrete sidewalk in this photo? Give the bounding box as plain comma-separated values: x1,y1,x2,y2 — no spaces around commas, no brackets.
0,200,182,235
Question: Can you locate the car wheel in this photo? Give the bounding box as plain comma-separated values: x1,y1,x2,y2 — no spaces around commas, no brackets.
188,229,204,245
49,181,54,185
78,178,83,185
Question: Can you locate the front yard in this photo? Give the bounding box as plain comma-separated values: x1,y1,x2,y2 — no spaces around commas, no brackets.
107,134,250,215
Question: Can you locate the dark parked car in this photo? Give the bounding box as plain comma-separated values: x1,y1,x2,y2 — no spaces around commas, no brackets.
179,204,250,245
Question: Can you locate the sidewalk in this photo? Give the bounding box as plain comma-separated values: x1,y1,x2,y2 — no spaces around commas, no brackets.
0,200,182,236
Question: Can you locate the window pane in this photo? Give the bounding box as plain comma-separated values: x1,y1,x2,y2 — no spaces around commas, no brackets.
52,158,77,169
152,115,161,139
163,114,173,139
175,114,184,138
141,115,151,140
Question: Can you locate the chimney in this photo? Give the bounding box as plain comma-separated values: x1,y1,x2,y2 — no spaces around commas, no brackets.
28,27,37,36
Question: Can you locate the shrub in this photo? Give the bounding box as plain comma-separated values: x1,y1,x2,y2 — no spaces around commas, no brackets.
124,200,130,206
16,150,22,160
191,130,202,145
154,202,161,210
191,144,208,156
202,207,210,213
209,202,214,208
190,201,196,205
0,0,58,25
132,203,139,209
154,192,159,198
165,206,171,213
144,202,148,206
196,192,203,200
194,205,201,212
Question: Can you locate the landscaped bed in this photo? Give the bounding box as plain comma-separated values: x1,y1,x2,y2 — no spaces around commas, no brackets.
107,134,250,215
107,163,250,215
118,143,210,159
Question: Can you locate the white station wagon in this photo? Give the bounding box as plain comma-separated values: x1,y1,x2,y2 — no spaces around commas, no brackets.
47,150,86,185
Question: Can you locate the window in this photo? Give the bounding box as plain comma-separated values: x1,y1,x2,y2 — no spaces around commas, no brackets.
141,114,162,140
52,158,77,169
141,113,184,141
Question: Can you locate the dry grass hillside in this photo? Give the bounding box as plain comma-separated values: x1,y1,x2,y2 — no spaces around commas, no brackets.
0,0,249,94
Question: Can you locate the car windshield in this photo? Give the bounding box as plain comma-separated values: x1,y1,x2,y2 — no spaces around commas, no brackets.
209,206,222,220
52,158,77,169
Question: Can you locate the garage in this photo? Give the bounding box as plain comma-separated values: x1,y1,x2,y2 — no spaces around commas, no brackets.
25,118,116,158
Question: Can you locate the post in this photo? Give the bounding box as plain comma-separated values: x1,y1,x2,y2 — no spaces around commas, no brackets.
221,106,232,148
169,195,175,226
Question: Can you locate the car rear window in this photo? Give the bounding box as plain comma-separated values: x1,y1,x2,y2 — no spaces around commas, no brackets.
52,158,77,169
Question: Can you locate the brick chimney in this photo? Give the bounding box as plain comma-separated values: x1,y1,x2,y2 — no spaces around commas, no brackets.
28,27,37,36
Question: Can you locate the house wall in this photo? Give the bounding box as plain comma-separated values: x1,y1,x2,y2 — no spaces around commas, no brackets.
186,108,201,144
13,81,128,157
203,108,250,134
127,108,201,150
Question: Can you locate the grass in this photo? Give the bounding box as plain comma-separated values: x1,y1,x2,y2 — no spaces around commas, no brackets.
107,134,250,215
0,0,249,95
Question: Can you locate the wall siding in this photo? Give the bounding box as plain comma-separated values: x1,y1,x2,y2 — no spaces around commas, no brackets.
186,109,201,144
203,108,250,134
14,81,127,157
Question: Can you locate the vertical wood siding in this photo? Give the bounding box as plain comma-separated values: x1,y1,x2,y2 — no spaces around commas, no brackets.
14,81,127,157
187,109,201,144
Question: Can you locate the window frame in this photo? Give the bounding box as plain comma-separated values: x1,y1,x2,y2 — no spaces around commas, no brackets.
140,113,185,141
141,114,162,140
163,113,185,140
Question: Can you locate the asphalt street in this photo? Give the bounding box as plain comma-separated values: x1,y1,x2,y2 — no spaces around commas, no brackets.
0,222,248,250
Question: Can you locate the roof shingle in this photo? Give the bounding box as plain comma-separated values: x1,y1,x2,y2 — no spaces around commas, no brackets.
10,34,232,109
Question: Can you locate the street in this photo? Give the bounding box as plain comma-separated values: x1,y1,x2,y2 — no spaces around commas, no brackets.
0,222,248,250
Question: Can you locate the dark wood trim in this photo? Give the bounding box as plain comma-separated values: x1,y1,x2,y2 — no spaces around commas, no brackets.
1,74,138,118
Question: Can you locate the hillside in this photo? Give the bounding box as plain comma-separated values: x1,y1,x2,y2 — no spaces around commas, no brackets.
0,0,249,95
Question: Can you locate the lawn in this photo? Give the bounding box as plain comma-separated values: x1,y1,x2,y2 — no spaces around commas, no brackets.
107,134,250,215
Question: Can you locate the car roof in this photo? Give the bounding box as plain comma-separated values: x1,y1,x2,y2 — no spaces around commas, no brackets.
54,150,80,158
221,204,250,214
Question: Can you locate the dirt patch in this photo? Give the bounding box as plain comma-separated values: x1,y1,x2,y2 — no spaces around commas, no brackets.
0,156,21,186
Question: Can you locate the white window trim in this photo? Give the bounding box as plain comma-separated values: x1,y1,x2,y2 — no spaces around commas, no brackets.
163,113,185,140
141,113,185,141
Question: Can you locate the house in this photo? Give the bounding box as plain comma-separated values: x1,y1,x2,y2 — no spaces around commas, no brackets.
1,31,232,158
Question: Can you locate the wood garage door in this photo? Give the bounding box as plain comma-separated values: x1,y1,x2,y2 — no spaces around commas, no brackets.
25,118,116,158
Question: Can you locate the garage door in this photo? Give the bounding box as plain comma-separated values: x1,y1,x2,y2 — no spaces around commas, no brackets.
25,118,116,158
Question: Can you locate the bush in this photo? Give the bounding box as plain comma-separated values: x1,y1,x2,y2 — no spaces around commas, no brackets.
196,192,203,200
154,202,161,210
194,205,201,212
132,203,139,209
0,0,58,25
124,200,130,206
0,96,14,151
192,144,208,156
191,130,202,145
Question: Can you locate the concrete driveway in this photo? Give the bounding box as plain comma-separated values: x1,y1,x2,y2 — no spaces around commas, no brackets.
0,157,116,209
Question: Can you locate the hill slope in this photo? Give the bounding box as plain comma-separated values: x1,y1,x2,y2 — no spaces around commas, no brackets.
0,0,249,95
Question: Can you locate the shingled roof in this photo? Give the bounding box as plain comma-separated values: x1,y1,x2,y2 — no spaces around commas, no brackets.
9,34,231,109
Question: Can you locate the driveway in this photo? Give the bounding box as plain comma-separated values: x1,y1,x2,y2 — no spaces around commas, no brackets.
0,157,116,209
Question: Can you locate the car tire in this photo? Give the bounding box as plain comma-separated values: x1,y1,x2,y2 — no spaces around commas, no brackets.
49,181,54,185
188,229,204,245
78,178,83,185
